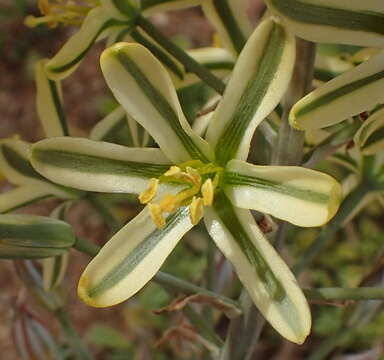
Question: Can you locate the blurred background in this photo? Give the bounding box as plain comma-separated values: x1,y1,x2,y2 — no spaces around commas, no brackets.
1,1,384,359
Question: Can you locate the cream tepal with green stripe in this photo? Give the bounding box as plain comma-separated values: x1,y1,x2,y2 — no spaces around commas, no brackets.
265,0,384,48
290,51,384,130
354,107,384,155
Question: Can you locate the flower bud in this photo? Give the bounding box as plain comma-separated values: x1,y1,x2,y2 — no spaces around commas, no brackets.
0,214,76,259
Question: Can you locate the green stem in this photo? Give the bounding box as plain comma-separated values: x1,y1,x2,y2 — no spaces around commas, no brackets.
55,308,93,360
306,331,350,360
154,272,240,311
304,287,384,301
86,194,122,233
136,15,226,95
184,305,224,348
293,182,371,275
73,237,99,257
272,41,316,165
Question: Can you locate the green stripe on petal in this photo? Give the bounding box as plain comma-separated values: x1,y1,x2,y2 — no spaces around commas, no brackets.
31,137,172,194
354,107,384,155
206,18,295,165
0,139,45,185
0,139,83,199
265,0,384,47
100,43,213,163
141,0,201,16
78,206,193,307
202,0,252,55
35,59,68,137
290,51,384,130
0,214,75,259
205,192,311,344
0,185,52,214
45,7,131,80
223,159,342,227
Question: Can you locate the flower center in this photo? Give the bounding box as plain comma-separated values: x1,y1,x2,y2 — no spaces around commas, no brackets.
25,0,98,28
139,160,223,228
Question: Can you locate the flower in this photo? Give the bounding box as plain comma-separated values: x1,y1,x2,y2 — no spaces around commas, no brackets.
30,18,342,343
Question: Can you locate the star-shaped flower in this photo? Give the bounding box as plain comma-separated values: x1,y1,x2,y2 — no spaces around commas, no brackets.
30,18,342,343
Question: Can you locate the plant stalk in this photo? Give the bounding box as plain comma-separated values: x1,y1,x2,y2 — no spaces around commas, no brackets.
86,194,122,233
293,182,371,275
136,15,226,95
55,308,93,360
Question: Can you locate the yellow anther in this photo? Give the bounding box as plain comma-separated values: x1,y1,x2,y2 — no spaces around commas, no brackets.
201,178,214,206
189,197,204,225
138,178,159,204
160,194,180,213
185,167,201,186
148,203,166,229
164,166,182,177
38,0,51,15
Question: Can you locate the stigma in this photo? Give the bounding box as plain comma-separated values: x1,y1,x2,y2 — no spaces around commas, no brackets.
139,161,222,228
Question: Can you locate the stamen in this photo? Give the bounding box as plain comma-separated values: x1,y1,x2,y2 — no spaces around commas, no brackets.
160,194,180,213
185,167,201,186
164,166,181,177
25,0,95,28
201,178,214,206
139,178,159,204
189,197,204,225
148,204,166,229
